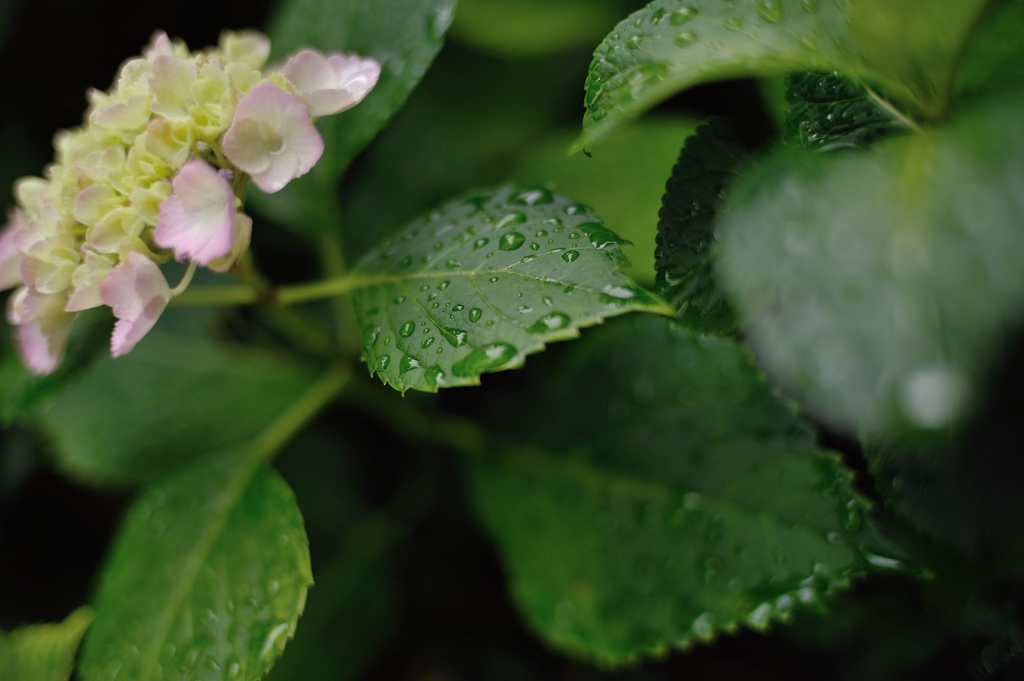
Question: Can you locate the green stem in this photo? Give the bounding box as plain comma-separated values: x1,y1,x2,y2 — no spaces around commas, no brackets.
251,364,351,464
170,284,259,307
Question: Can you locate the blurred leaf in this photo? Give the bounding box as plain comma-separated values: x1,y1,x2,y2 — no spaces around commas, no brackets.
654,118,750,335
79,458,312,681
268,427,406,681
576,0,988,150
956,0,1024,99
342,44,589,261
255,0,456,234
450,0,636,58
515,117,699,286
717,92,1024,436
0,307,110,425
350,185,671,393
39,331,315,486
467,315,905,664
0,607,92,681
785,71,905,149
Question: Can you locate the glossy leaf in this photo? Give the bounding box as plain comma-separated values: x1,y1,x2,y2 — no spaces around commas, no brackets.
39,331,315,486
717,93,1024,435
256,0,456,234
515,117,700,286
350,186,672,393
0,607,93,681
655,118,749,335
78,457,312,681
785,71,905,149
576,0,990,150
467,315,904,664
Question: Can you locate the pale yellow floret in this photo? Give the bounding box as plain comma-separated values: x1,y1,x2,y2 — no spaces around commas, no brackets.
130,180,172,226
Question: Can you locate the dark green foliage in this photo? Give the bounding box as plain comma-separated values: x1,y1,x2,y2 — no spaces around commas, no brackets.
785,71,905,149
654,119,748,335
467,315,905,663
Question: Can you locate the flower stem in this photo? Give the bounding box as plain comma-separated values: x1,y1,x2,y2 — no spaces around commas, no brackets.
170,284,259,307
169,261,198,298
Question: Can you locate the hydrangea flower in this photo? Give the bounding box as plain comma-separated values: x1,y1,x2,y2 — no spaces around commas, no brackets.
0,30,378,374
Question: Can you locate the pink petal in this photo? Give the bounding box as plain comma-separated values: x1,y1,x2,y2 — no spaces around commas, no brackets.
154,159,236,265
0,212,24,291
10,292,75,376
101,252,171,358
222,82,323,194
15,320,69,375
281,50,380,117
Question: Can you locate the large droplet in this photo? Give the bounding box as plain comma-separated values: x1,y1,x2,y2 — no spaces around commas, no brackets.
375,354,391,372
495,212,527,230
510,188,553,206
468,308,482,323
451,343,517,377
422,337,435,349
674,31,697,47
562,250,580,263
441,327,468,348
425,365,446,389
756,0,783,22
670,7,698,24
579,222,626,248
362,325,381,350
399,321,416,338
399,355,421,375
529,312,571,334
499,232,526,251
626,35,643,50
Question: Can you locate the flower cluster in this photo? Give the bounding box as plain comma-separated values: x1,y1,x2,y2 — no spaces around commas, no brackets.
0,30,379,374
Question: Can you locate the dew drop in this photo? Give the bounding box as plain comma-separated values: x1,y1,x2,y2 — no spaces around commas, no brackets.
425,365,446,389
530,242,540,251
473,237,490,250
422,337,435,349
419,284,430,292
441,327,468,348
651,7,666,23
451,343,518,377
495,212,527,229
468,308,482,322
399,355,421,375
445,258,462,268
375,355,391,372
626,35,643,50
670,7,698,24
520,255,537,263
399,321,416,338
427,293,438,302
399,256,412,269
453,304,465,311
562,250,580,262
535,229,548,237
542,296,553,306
362,325,381,350
568,231,580,240
529,312,571,333
511,187,553,206
675,31,697,47
499,232,526,251
489,276,499,283
393,296,406,304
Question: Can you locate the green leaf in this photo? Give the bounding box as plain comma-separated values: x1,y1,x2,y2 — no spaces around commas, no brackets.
785,71,906,149
955,0,1024,99
717,92,1024,435
0,607,93,681
266,427,402,681
349,185,672,393
467,315,904,664
576,0,989,150
514,117,700,286
38,331,315,486
78,455,313,681
655,118,749,335
256,0,456,234
449,0,637,58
